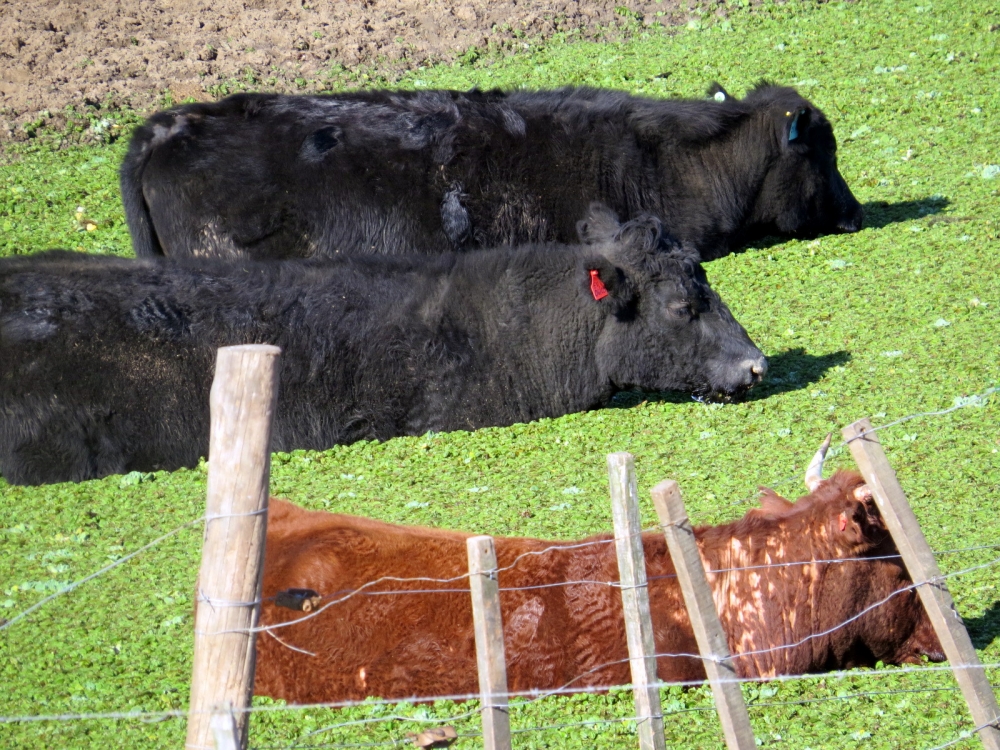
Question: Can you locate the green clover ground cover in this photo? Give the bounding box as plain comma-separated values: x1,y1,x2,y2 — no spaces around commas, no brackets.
1,0,999,747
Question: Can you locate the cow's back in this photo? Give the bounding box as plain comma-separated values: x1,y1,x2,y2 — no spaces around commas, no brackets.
255,501,701,703
257,502,615,702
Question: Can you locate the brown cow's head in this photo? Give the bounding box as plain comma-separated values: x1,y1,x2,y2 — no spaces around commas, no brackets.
728,437,945,675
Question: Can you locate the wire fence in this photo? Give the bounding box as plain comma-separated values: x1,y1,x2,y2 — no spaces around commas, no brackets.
4,383,996,634
4,660,999,725
1,383,997,748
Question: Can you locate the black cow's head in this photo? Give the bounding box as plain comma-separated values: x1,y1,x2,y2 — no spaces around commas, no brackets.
713,83,864,243
577,203,766,400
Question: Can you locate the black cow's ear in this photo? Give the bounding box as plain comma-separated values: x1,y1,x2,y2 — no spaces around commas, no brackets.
614,214,664,254
577,202,622,245
784,107,811,146
707,82,731,102
582,256,634,311
300,125,343,162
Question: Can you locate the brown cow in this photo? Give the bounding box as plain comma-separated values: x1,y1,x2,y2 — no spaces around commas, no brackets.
254,444,943,704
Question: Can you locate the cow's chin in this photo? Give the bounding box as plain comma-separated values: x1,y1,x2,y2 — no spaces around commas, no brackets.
894,641,947,666
611,382,754,405
692,382,756,404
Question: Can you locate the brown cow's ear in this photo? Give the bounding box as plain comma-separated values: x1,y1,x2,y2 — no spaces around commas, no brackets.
757,487,794,516
833,500,873,547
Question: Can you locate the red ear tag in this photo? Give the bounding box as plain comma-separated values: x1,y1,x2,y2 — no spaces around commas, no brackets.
589,269,609,301
839,512,848,532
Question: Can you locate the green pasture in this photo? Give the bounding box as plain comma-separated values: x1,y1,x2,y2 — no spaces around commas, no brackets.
1,0,999,747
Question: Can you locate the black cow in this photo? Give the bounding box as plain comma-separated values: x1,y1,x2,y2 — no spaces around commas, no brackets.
0,207,766,486
121,83,863,263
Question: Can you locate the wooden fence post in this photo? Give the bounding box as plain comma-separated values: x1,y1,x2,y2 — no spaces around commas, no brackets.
186,345,282,750
607,453,666,750
467,535,512,750
844,418,1000,750
651,480,757,750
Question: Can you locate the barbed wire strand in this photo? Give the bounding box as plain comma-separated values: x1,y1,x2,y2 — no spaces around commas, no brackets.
200,531,650,637
243,541,1000,605
730,383,997,506
0,515,204,633
542,555,1000,693
267,678,995,749
249,552,1000,718
2,554,996,725
221,553,1000,665
4,656,998,726
1,381,996,737
923,717,1000,750
4,384,995,635
246,682,1000,750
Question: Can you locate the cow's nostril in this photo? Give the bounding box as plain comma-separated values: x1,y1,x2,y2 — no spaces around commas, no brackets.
735,357,767,387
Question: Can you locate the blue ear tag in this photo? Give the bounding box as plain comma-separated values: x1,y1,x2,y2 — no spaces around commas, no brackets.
788,111,800,142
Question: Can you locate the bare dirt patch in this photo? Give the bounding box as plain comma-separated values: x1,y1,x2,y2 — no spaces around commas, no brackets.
0,0,697,140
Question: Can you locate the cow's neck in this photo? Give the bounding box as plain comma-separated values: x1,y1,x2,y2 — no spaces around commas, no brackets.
430,248,613,428
661,118,777,256
694,516,845,677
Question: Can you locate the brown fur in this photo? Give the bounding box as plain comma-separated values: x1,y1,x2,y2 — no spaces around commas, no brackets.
254,471,943,704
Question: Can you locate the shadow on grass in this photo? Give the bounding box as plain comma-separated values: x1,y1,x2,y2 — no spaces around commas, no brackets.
860,196,951,230
715,196,953,256
745,348,852,401
967,599,1000,652
607,348,852,408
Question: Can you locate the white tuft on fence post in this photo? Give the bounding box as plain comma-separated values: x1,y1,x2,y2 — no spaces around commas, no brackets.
186,344,282,750
210,706,240,750
844,418,1000,750
467,535,512,750
651,479,756,750
607,452,666,750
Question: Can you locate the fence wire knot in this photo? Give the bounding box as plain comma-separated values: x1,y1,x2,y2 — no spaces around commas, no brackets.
196,589,262,610
204,507,268,523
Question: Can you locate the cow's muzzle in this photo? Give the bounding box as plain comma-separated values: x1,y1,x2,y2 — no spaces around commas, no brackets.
702,355,768,402
836,202,864,233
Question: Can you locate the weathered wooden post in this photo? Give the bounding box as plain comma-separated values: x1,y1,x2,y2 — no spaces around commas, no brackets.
844,418,1000,750
186,344,281,750
607,452,666,750
651,479,756,750
467,535,512,750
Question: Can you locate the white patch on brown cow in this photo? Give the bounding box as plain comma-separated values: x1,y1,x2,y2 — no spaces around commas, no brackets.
506,597,545,646
358,666,367,688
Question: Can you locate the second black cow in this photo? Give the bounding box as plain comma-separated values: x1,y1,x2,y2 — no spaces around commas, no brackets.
0,207,766,485
122,83,862,263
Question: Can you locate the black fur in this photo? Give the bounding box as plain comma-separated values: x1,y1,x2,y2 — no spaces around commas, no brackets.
0,209,766,485
121,84,864,262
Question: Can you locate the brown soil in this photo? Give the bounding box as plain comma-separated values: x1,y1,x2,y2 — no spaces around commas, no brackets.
0,0,697,140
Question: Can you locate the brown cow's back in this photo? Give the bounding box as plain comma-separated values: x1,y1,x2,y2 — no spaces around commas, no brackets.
257,500,700,703
255,478,941,704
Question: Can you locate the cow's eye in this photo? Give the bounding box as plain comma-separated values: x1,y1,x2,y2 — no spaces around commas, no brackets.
667,302,691,319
